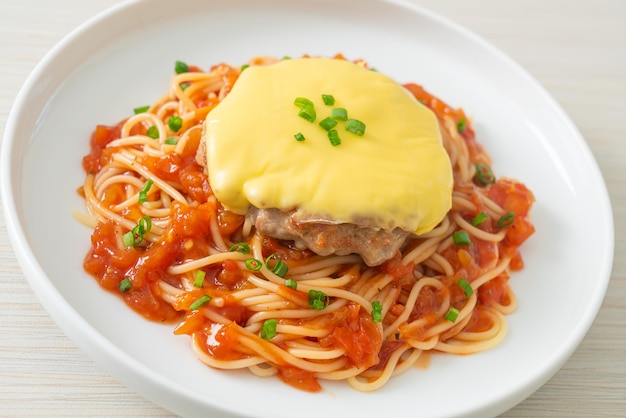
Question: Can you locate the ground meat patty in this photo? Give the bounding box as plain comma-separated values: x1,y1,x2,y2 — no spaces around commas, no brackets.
248,207,410,266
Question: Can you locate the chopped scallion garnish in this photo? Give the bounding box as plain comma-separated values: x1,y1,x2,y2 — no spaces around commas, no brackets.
445,307,460,323
245,258,262,271
146,126,159,139
298,105,316,123
272,260,288,277
471,211,488,226
497,212,515,229
331,107,348,121
319,116,338,131
122,231,136,247
138,179,153,204
119,278,132,293
137,216,151,234
261,319,277,340
345,118,366,136
189,294,212,310
174,60,189,74
294,132,305,142
229,242,250,254
167,115,183,132
474,163,495,185
322,94,335,105
328,129,341,146
458,278,473,297
194,270,206,288
452,230,471,246
284,279,298,290
294,97,314,108
457,118,467,133
371,301,383,323
308,290,329,310
122,216,152,247
133,105,150,114
164,138,177,145
240,64,250,72
265,254,289,278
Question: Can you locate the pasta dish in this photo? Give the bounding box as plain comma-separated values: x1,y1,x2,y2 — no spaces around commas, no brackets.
77,55,535,392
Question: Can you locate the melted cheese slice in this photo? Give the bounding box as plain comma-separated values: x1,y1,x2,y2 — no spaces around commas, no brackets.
204,58,452,235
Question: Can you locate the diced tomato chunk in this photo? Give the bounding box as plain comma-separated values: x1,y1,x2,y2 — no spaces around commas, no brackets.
505,215,535,247
278,366,321,393
488,178,535,217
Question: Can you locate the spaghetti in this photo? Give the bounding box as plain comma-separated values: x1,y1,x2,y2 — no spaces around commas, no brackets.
77,55,535,392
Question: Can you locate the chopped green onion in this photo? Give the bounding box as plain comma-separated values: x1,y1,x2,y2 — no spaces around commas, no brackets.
345,119,366,136
474,163,495,185
167,115,183,132
229,242,250,254
497,212,515,229
272,260,289,278
298,105,316,123
457,118,467,133
294,97,314,108
261,319,277,340
284,279,298,290
245,258,262,271
164,138,178,145
133,105,150,114
445,307,460,323
193,270,206,288
458,278,473,297
319,116,338,131
122,231,136,247
371,301,383,323
138,179,153,204
265,254,289,278
471,211,488,226
180,83,190,91
328,129,341,146
322,94,335,105
175,60,189,74
122,216,152,247
137,216,152,234
189,294,212,310
331,107,348,121
240,64,250,72
294,132,305,142
272,260,289,277
119,278,132,293
308,290,329,310
452,230,471,246
146,126,159,139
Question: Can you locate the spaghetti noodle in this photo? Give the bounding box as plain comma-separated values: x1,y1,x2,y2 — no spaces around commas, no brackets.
77,55,535,392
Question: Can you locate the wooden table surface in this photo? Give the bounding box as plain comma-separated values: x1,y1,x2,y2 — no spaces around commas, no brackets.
1,0,624,416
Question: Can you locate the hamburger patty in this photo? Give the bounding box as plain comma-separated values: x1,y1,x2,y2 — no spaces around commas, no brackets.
248,207,410,266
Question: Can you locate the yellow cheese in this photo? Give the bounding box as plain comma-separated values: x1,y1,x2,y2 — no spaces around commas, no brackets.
204,58,452,235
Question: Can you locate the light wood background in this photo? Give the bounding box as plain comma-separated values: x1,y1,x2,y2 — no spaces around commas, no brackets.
1,0,624,416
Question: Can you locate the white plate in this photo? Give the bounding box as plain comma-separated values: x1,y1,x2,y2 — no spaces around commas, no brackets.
1,0,614,417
